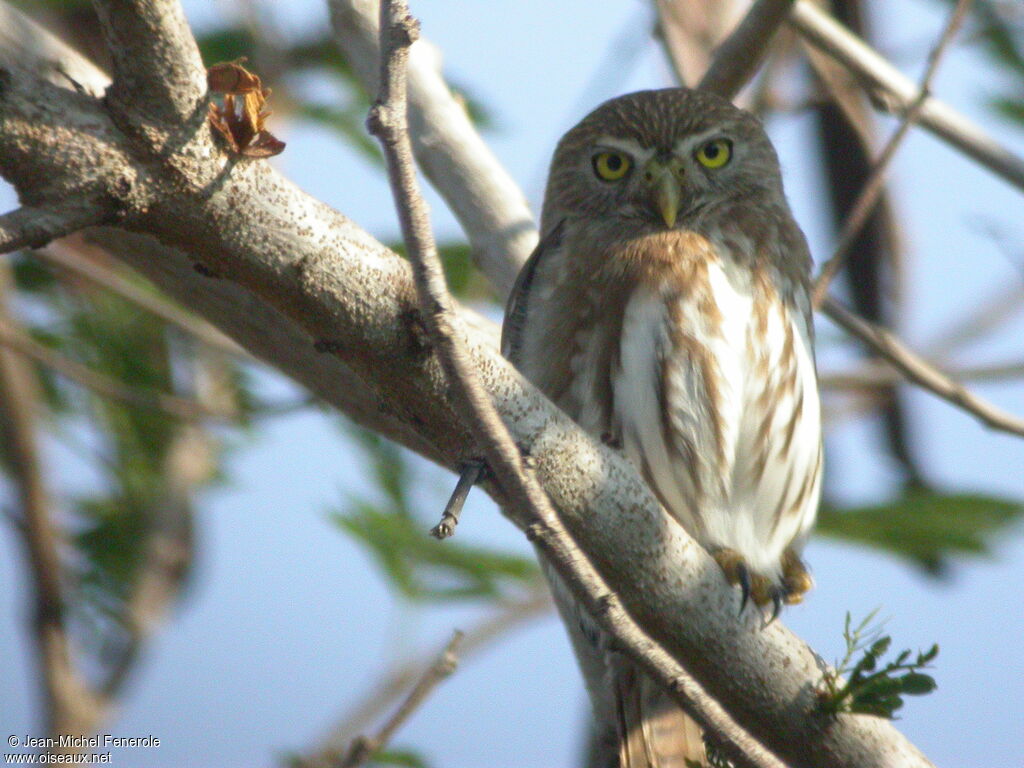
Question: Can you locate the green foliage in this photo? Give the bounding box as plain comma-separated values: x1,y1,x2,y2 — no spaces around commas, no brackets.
370,748,432,768
332,428,539,603
817,490,1023,574
817,610,939,718
3,253,266,646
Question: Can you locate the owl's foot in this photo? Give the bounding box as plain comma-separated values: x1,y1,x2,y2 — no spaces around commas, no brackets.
780,547,813,605
710,547,813,619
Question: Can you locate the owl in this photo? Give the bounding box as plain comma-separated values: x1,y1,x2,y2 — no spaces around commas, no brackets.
501,88,822,766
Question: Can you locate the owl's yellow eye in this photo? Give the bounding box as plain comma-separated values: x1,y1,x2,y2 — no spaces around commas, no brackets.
695,139,732,169
592,151,632,181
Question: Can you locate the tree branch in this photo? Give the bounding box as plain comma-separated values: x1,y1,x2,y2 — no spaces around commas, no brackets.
790,0,1024,194
329,0,536,299
811,0,973,306
822,297,1024,438
90,0,207,133
0,4,935,765
302,590,551,768
0,205,106,255
339,630,464,768
697,0,797,100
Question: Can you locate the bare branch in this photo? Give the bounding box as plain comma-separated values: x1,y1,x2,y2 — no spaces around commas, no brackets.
369,3,785,767
329,0,536,298
698,0,797,99
821,358,1024,390
339,631,464,768
654,1,744,88
823,297,1024,438
0,205,105,255
304,590,551,767
811,0,973,306
0,322,231,422
91,0,206,131
791,0,1024,193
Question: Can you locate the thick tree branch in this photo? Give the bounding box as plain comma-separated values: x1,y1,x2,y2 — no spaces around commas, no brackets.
0,4,935,765
91,0,206,135
329,0,536,299
791,0,1024,193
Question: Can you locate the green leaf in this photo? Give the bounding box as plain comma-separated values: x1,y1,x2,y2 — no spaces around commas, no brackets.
333,501,538,603
899,672,938,696
372,748,431,768
817,490,1023,574
196,28,258,65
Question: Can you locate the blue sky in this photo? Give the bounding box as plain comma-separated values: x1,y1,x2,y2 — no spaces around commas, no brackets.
2,0,1023,766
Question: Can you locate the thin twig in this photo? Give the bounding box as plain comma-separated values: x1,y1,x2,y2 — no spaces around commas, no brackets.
339,630,464,768
366,3,784,767
790,0,1024,194
303,590,551,768
35,241,248,358
811,0,973,306
821,358,1024,389
822,297,1024,438
0,322,231,423
0,205,105,255
698,0,797,100
430,460,482,539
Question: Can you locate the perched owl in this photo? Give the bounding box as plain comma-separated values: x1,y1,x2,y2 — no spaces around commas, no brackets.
501,88,822,767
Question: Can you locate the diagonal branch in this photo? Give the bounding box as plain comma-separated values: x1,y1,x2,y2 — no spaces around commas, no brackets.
339,630,464,768
697,0,797,100
368,4,784,767
811,0,973,306
329,0,536,299
822,297,1024,438
790,0,1024,194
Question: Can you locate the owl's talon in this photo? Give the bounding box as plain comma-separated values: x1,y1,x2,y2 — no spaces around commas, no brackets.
769,589,784,623
781,548,813,605
737,563,751,614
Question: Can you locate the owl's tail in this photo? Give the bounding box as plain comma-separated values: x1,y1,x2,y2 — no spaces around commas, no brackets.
610,656,707,768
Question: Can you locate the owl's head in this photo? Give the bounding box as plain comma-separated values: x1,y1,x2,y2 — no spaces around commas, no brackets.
541,88,784,232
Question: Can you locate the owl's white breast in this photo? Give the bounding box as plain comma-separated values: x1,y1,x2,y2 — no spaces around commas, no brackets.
611,256,821,576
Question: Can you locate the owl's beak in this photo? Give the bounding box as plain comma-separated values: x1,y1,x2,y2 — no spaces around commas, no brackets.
644,160,682,229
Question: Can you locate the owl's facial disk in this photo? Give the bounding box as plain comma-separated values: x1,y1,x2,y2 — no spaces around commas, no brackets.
584,130,738,229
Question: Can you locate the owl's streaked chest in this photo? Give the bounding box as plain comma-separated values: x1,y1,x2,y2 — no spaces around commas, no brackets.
515,228,821,573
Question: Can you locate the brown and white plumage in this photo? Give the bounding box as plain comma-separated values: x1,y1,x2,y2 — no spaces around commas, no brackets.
502,88,822,767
